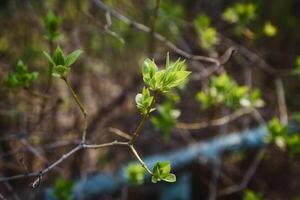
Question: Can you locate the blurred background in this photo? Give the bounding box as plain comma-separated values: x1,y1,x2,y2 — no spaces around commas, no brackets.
1,0,300,199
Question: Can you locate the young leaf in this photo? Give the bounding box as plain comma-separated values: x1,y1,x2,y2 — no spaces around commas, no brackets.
53,46,65,66
52,65,70,78
65,49,83,67
43,51,55,66
151,161,176,183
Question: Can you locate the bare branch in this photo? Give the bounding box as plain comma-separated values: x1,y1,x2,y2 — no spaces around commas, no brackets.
91,0,222,65
275,78,288,125
64,77,89,143
177,108,252,130
129,145,152,175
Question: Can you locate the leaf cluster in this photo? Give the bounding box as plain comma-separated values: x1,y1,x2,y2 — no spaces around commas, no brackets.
4,60,38,89
151,161,176,183
135,54,190,115
243,189,262,200
44,47,83,78
151,101,180,139
222,3,257,35
196,73,264,110
267,118,300,156
193,14,218,51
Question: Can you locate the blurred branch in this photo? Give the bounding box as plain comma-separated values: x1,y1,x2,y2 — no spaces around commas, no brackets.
209,159,221,200
109,127,132,140
91,0,232,65
275,78,288,125
63,77,88,143
219,34,291,76
218,148,265,196
148,0,161,56
177,108,252,130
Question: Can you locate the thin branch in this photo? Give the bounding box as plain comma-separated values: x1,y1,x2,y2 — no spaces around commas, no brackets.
63,77,88,143
129,145,152,175
91,0,221,65
109,127,132,140
148,0,161,55
177,108,252,130
83,141,128,149
0,140,128,186
218,148,265,196
31,144,83,188
275,78,288,125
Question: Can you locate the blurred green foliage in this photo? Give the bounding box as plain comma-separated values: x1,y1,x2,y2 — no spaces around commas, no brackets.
53,177,74,200
125,163,146,185
194,14,218,51
4,60,38,89
151,101,180,139
43,11,62,41
243,189,262,200
267,118,300,156
223,3,257,36
263,22,277,37
196,73,264,110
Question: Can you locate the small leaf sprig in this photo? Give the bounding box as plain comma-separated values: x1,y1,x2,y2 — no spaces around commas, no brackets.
266,118,300,156
43,46,83,79
127,54,190,184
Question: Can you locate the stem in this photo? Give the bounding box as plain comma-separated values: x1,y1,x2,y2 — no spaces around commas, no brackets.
63,77,88,143
129,145,153,175
83,141,129,149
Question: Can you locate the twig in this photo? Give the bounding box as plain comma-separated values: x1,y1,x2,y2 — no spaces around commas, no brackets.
275,78,288,125
83,141,128,149
129,145,152,175
177,108,252,130
0,192,6,200
91,0,222,65
109,127,132,140
63,77,88,143
219,34,291,76
31,144,83,188
218,149,265,196
148,0,161,56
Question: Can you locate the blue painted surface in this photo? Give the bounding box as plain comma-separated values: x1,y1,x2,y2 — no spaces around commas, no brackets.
45,126,268,200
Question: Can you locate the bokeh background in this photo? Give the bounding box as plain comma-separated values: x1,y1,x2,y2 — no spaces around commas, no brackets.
1,0,300,199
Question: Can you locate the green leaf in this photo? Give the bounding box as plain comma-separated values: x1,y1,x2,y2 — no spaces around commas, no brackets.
65,49,83,67
135,87,154,115
142,58,158,85
162,173,176,182
53,46,65,66
151,161,176,184
43,51,55,66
